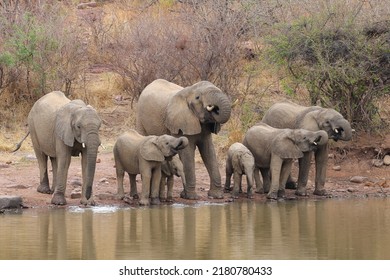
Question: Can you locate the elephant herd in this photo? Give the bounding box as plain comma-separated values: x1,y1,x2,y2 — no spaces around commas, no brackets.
12,79,352,206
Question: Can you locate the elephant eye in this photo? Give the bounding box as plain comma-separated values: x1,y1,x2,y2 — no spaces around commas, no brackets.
195,96,200,100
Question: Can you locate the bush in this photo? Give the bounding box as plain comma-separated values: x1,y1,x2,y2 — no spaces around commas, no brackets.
266,4,389,130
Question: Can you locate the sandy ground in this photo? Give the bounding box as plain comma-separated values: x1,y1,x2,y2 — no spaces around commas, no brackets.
1,130,389,209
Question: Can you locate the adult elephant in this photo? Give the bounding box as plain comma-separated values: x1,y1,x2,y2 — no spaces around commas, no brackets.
13,91,102,205
136,79,232,199
243,123,328,199
262,100,352,196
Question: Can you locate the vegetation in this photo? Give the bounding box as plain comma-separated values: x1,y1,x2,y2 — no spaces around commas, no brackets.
0,0,389,135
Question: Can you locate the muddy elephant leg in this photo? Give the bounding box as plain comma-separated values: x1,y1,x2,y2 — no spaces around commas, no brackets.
179,143,199,200
35,150,52,194
198,134,223,199
51,153,71,205
129,174,138,199
313,144,328,196
296,152,312,196
139,169,151,206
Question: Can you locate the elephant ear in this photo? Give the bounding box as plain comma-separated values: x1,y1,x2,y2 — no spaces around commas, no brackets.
272,131,303,159
140,137,165,162
55,100,86,147
165,90,201,135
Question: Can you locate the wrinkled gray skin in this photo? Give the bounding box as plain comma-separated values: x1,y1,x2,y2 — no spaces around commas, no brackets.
224,142,255,199
136,79,231,200
113,129,188,206
262,101,352,196
243,123,328,200
160,155,186,202
13,91,102,205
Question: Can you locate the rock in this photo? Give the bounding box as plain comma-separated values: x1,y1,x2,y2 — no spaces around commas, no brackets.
0,196,23,209
97,193,116,200
372,159,383,167
384,155,390,166
332,165,341,171
70,178,82,186
350,176,368,183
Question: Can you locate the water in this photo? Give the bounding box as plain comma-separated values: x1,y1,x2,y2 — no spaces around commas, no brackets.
1,198,390,260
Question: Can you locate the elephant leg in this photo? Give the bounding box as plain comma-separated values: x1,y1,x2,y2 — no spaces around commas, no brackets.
198,135,223,199
50,157,57,193
260,168,270,194
115,164,125,199
267,156,283,200
313,144,328,196
150,167,161,205
224,160,233,192
166,175,174,202
254,167,264,193
231,172,241,198
296,152,312,196
129,174,139,199
246,173,254,199
179,144,199,200
51,153,71,205
35,150,52,194
279,160,293,198
285,174,297,189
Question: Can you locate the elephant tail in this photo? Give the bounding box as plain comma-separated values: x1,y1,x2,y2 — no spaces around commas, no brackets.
11,131,30,153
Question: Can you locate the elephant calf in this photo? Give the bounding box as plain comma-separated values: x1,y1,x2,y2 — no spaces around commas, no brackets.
160,155,186,202
113,130,188,206
243,123,328,200
224,142,255,199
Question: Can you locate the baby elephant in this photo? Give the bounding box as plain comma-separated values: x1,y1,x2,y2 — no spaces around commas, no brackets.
243,123,328,200
224,142,255,198
113,129,188,206
160,155,186,202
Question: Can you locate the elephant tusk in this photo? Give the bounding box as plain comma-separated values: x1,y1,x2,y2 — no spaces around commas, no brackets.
334,128,339,134
313,141,317,146
82,143,86,148
206,105,215,112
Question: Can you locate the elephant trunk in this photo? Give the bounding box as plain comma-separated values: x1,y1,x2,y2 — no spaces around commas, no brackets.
84,133,100,200
205,91,231,125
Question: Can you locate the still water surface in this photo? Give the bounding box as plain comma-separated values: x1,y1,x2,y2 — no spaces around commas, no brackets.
1,198,390,260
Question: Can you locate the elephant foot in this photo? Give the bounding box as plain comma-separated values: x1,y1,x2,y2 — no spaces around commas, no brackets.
51,192,67,205
285,181,297,190
313,188,327,196
224,186,232,193
150,198,161,205
208,187,224,199
231,192,239,199
277,189,286,198
247,192,254,199
81,197,96,206
116,193,125,200
255,188,265,194
266,192,278,200
37,184,53,194
180,190,199,200
139,198,150,206
295,187,308,196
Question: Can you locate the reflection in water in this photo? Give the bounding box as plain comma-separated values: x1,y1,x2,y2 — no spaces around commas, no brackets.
1,198,390,260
